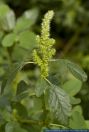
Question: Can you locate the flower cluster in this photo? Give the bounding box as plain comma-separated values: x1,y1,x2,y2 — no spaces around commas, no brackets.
33,10,56,78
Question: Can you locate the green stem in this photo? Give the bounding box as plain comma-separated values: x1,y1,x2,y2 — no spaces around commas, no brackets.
15,114,43,125
44,78,52,86
42,93,49,126
49,123,68,129
24,61,35,65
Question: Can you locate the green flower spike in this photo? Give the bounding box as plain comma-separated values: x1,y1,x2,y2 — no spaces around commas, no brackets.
33,10,56,78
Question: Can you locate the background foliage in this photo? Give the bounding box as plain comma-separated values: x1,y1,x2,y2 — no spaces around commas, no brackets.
0,0,89,131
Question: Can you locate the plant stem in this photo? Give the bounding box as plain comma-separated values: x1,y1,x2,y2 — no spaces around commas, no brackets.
15,114,43,125
44,78,52,86
24,61,35,65
49,123,68,129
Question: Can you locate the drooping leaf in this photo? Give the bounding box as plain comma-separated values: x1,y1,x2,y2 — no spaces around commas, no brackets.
66,60,87,82
2,33,16,47
62,79,82,96
16,80,28,95
49,59,87,82
1,62,25,94
35,78,47,97
14,80,29,101
48,84,71,125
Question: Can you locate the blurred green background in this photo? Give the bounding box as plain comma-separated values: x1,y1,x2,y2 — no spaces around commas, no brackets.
0,0,89,124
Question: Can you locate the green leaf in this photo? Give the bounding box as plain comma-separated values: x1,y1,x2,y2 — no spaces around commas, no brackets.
18,31,37,50
0,96,10,109
14,80,29,101
49,59,68,85
62,79,82,96
14,18,33,33
50,59,87,82
16,80,28,95
0,5,16,31
35,78,47,97
0,4,9,17
2,33,16,47
1,62,25,94
66,60,87,82
72,105,83,114
48,84,71,125
23,8,39,24
12,102,28,118
5,122,27,132
85,120,89,129
70,96,81,105
69,111,87,129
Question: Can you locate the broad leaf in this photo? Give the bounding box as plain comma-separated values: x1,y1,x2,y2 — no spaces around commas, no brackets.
72,105,83,114
14,80,29,101
66,60,87,82
48,84,71,125
23,8,39,24
18,31,37,50
70,96,81,105
2,33,16,47
11,102,28,118
49,59,87,83
0,5,16,31
14,18,33,33
16,80,28,95
35,78,47,97
69,111,87,129
0,96,10,109
1,62,25,94
5,122,27,132
85,120,89,129
62,79,82,96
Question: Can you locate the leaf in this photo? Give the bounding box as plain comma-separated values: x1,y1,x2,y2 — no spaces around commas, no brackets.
49,59,68,85
70,96,81,105
0,96,10,109
12,102,28,118
72,105,83,114
48,84,71,125
1,62,25,94
16,80,28,95
49,59,87,82
0,5,16,31
14,18,33,33
2,33,16,47
35,78,47,97
5,122,27,132
0,5,9,16
14,80,29,101
62,79,82,96
85,120,89,129
69,111,87,129
23,8,39,24
66,60,87,82
18,31,37,50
